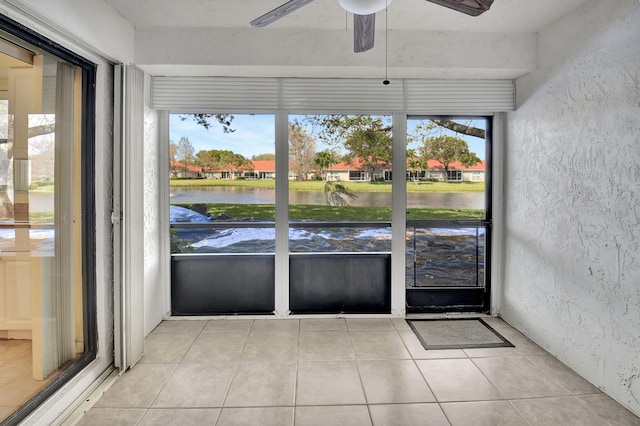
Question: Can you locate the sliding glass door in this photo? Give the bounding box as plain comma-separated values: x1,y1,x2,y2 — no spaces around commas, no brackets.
0,21,96,423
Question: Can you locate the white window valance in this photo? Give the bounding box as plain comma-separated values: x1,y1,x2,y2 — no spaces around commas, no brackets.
152,77,514,115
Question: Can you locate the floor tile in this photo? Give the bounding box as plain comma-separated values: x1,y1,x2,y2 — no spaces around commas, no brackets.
76,408,146,425
496,327,548,356
296,360,366,405
576,394,640,426
138,333,198,364
182,332,247,363
241,333,298,361
391,318,413,331
441,401,529,426
74,319,640,426
526,353,601,395
349,330,411,360
94,364,175,408
511,396,610,426
295,405,372,426
298,330,354,360
472,356,571,399
151,363,236,408
203,319,254,333
463,347,521,358
299,318,347,331
224,361,296,407
398,330,467,359
416,358,504,402
250,319,299,334
153,320,207,334
358,360,435,404
216,407,294,426
369,403,449,426
481,316,511,329
139,408,220,425
347,318,395,330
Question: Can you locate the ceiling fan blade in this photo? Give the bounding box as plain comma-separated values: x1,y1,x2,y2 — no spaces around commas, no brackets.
425,0,494,17
354,13,375,53
250,0,315,27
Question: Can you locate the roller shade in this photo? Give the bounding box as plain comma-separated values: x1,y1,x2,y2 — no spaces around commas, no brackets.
152,77,514,113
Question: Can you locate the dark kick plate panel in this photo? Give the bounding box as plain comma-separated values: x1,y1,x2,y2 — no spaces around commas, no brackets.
406,287,486,313
171,255,275,315
290,253,391,314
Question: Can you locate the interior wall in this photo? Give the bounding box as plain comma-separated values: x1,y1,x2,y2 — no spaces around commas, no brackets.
143,74,168,335
502,0,640,415
0,0,134,62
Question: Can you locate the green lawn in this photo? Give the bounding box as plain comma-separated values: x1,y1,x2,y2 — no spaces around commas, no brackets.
175,203,483,221
170,178,484,193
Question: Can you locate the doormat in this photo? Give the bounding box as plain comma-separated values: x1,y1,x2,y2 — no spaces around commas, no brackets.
407,318,514,350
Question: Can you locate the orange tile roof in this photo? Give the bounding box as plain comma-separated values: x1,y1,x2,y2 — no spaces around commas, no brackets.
329,158,485,171
251,160,275,171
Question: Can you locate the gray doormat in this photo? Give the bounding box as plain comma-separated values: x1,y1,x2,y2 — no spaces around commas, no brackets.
407,318,514,350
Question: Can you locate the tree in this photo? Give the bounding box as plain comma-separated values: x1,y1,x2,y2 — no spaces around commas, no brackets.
251,153,275,161
288,122,316,181
179,113,235,133
302,115,391,147
199,149,253,177
407,148,428,182
169,142,178,174
430,119,485,139
313,150,340,181
343,128,393,182
419,135,480,182
195,150,216,173
176,136,195,174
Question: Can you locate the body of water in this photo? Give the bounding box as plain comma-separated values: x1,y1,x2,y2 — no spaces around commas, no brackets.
170,187,484,209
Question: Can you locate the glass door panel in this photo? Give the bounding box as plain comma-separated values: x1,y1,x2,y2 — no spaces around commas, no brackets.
0,45,86,422
405,117,490,312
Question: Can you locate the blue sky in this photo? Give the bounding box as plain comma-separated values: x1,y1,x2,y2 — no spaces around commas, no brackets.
169,114,486,160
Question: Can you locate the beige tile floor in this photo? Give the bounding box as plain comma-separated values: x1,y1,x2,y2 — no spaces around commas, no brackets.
77,317,640,426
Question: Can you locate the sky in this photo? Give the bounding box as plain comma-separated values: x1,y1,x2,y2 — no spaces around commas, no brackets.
169,114,486,161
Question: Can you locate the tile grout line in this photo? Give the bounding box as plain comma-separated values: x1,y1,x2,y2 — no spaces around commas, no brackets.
215,319,255,425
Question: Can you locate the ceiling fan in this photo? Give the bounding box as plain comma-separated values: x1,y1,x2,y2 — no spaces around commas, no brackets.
250,0,494,53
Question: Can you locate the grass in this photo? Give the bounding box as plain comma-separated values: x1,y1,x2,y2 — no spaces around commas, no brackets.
170,178,484,193
176,203,483,221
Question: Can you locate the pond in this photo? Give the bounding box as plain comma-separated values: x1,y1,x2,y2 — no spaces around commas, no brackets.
170,186,485,209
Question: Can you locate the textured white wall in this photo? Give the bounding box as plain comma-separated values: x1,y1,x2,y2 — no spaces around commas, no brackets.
503,0,640,415
143,75,168,336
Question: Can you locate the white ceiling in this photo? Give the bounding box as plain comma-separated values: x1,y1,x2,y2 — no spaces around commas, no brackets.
103,0,590,34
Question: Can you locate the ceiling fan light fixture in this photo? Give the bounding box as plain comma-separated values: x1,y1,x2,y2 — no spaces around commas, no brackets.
339,0,392,15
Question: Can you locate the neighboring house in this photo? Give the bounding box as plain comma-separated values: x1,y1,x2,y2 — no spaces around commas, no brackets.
199,160,274,180
422,159,486,182
328,158,486,182
326,158,388,182
249,160,276,179
170,160,201,178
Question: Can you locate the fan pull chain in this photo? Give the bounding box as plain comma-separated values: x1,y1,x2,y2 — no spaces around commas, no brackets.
383,0,390,85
